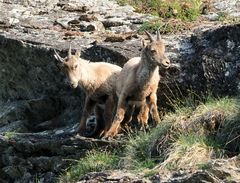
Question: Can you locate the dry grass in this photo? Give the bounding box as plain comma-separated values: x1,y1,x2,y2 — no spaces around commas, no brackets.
122,97,240,173
162,143,213,170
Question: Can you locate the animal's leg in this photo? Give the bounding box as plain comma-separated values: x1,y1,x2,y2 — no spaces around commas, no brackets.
137,103,150,130
149,93,160,124
120,105,135,133
102,95,116,136
77,97,96,135
91,104,105,137
104,95,127,138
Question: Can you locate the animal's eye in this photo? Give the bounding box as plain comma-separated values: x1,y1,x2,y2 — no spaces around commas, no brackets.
151,49,156,53
74,65,78,69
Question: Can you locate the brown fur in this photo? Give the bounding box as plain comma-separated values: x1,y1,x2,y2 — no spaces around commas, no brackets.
54,47,121,137
104,30,171,138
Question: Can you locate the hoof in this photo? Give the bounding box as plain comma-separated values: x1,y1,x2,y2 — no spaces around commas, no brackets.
101,136,113,141
103,130,117,139
140,124,149,131
76,128,88,137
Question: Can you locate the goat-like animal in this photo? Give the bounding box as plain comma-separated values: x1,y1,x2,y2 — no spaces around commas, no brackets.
54,46,122,137
104,30,171,138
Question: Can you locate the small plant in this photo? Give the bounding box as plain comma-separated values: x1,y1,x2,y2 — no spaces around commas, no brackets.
143,169,159,178
157,0,202,21
218,12,240,24
139,19,187,34
164,162,178,170
197,97,239,115
59,150,120,183
218,12,228,21
161,136,222,171
123,120,172,171
177,134,222,149
197,163,212,170
139,20,162,34
3,131,17,139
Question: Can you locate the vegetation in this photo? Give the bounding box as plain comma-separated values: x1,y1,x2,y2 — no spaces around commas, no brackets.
122,122,171,171
117,0,240,34
122,97,240,172
117,0,203,33
59,150,120,183
59,96,240,181
3,131,17,139
117,0,202,21
218,12,240,24
138,19,189,34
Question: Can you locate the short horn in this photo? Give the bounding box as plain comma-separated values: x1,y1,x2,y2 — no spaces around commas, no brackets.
75,49,81,57
157,28,161,41
68,44,72,57
54,49,64,62
144,30,154,42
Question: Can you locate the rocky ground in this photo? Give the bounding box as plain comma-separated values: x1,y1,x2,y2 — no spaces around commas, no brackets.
0,0,240,182
76,155,240,183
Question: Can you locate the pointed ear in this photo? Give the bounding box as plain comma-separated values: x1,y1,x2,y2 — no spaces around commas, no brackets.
75,49,81,58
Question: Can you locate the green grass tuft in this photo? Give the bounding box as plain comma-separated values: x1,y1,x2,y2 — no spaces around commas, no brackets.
122,120,172,170
138,19,187,34
177,134,221,149
197,163,212,170
59,150,120,183
3,131,17,139
139,20,162,34
197,97,239,115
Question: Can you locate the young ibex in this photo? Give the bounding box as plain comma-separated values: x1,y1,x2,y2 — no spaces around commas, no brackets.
104,30,171,138
54,46,122,137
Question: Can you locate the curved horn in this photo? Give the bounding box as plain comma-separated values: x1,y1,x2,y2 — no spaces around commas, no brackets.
144,30,154,42
54,49,64,62
157,28,161,41
68,44,72,57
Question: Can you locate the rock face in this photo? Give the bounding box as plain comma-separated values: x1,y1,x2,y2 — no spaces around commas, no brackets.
176,24,240,100
213,0,240,17
79,170,151,183
0,132,119,182
0,0,240,182
188,24,240,96
158,155,240,183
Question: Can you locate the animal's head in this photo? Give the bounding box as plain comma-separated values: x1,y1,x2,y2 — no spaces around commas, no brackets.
54,45,82,88
142,29,170,69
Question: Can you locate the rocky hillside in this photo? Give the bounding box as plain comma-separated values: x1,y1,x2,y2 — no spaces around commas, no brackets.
0,0,239,182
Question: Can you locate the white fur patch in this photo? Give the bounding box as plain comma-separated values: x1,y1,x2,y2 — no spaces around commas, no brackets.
86,115,97,126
